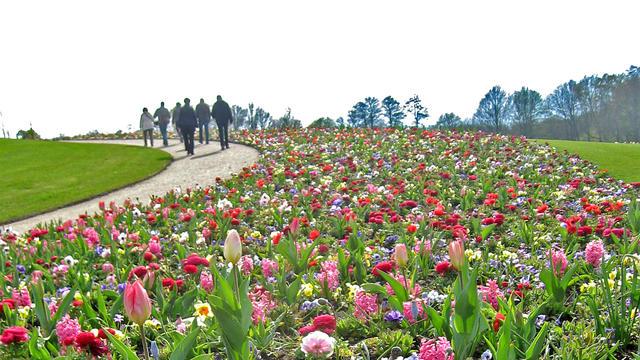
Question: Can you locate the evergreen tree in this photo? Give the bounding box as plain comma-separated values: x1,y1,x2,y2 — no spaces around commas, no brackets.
404,95,429,127
381,96,406,127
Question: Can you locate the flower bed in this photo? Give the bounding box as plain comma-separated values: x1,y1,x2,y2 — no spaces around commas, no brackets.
1,128,639,359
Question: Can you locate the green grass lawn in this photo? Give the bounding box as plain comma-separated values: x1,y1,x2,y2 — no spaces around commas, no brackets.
534,139,640,183
0,140,172,224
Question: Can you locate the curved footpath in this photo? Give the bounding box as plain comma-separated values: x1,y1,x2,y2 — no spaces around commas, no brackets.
6,139,260,234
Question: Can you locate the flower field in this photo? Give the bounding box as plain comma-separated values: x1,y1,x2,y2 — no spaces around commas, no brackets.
2,128,640,359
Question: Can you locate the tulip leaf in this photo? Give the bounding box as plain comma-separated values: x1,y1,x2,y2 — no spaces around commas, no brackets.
100,327,141,360
169,327,200,360
525,322,549,360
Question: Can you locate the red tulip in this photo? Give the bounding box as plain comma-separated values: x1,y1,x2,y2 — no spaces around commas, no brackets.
123,280,152,325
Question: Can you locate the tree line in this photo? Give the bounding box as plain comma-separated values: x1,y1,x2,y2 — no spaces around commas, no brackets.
450,65,639,142
229,104,302,130
303,66,640,143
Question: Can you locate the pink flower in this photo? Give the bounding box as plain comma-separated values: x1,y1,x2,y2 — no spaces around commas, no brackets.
240,255,254,275
123,280,152,325
403,300,426,323
585,240,605,268
300,331,336,358
82,227,100,248
261,259,278,278
11,288,31,307
414,239,432,255
56,315,81,346
316,261,339,291
354,291,378,319
549,249,568,276
478,279,504,310
249,286,276,324
200,271,214,292
419,336,454,360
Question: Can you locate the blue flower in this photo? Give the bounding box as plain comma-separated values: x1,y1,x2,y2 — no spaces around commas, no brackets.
384,310,404,322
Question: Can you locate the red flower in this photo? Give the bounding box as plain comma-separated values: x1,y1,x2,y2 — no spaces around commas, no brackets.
75,331,96,347
97,328,116,339
128,265,148,280
162,278,176,289
318,244,329,254
435,261,452,275
407,224,418,233
309,229,321,240
75,331,109,356
183,264,198,274
0,326,28,345
372,261,394,276
312,314,336,334
493,313,506,332
298,325,316,336
0,298,16,312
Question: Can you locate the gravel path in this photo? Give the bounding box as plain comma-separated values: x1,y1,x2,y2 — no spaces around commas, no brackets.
6,139,259,233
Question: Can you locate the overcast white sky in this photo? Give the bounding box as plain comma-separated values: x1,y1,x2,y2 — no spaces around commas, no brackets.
1,1,639,138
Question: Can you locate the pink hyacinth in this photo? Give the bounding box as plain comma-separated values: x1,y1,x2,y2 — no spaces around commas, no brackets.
354,291,378,319
414,239,432,255
261,259,279,278
12,288,31,307
478,279,504,311
419,337,454,360
585,240,605,268
249,287,277,324
82,227,100,248
200,271,214,292
55,315,81,346
240,255,254,275
403,299,426,323
549,249,568,276
316,260,339,291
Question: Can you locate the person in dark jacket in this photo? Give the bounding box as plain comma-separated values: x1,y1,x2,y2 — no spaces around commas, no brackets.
153,102,171,146
211,95,233,150
195,98,211,144
177,98,197,155
171,102,182,143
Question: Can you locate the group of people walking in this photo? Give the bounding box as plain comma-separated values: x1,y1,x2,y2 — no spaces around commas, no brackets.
139,95,233,155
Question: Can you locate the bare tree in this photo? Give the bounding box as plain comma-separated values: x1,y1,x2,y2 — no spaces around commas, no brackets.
510,87,544,137
546,80,580,140
472,86,510,132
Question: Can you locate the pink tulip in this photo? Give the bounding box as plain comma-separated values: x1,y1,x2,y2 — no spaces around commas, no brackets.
394,244,408,268
123,280,152,325
224,229,242,265
448,240,465,271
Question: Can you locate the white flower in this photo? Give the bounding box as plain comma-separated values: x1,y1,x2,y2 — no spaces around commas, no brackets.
64,256,78,266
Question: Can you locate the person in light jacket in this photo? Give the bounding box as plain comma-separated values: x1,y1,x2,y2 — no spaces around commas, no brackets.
153,102,171,146
195,98,211,144
140,107,155,147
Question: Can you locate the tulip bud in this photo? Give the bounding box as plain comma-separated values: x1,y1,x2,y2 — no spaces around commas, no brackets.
224,229,242,265
394,244,408,268
448,240,465,271
123,280,152,325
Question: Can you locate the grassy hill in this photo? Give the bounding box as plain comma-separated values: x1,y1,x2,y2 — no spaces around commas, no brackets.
0,140,172,224
534,139,640,183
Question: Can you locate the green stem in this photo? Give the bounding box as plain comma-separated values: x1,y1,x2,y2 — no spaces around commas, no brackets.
233,265,241,300
140,324,149,360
